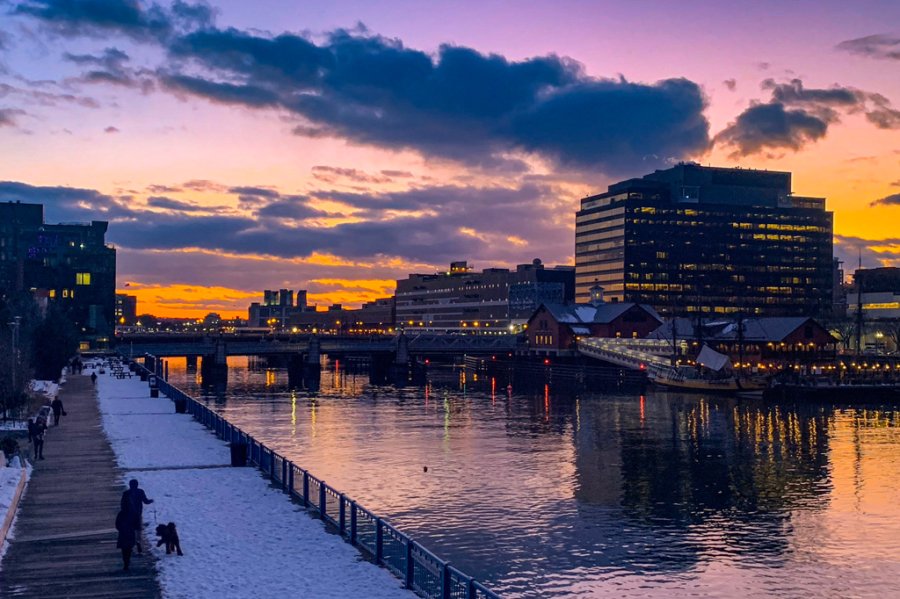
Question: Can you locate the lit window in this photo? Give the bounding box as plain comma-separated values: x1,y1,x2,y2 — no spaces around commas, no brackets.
76,272,91,285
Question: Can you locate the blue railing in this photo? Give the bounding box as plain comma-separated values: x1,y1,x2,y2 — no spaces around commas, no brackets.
133,358,501,599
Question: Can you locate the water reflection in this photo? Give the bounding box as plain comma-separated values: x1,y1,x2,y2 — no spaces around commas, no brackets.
166,357,900,598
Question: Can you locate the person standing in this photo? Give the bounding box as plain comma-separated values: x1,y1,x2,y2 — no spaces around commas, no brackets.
91,372,97,384
120,479,153,554
51,397,66,426
115,509,136,571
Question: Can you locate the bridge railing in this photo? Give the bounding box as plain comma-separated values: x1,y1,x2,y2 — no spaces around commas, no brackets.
133,358,501,599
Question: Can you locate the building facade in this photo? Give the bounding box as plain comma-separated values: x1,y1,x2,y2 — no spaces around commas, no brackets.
395,259,575,333
575,164,833,317
1,202,116,337
115,293,138,325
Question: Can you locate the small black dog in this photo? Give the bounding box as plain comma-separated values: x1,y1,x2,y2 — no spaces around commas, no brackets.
155,522,184,556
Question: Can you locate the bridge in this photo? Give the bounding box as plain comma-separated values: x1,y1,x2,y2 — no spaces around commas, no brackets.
115,332,520,359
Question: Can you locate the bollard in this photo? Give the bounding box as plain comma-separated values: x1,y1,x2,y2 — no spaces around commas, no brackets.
375,517,384,563
405,539,415,589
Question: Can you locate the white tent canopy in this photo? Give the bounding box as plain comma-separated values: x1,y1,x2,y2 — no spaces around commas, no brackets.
696,344,732,372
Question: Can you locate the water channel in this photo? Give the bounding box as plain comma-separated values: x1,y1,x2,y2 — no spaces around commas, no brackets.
167,357,900,598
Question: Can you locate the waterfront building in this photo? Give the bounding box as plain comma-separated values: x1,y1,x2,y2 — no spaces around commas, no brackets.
115,293,137,325
650,316,838,368
575,163,833,316
846,267,900,353
1,201,116,338
395,259,575,333
526,286,662,354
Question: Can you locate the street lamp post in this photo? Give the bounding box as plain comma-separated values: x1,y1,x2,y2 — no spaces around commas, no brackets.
8,316,21,405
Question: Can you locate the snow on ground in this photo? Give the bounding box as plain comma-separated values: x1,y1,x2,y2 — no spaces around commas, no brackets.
0,465,29,560
94,369,412,599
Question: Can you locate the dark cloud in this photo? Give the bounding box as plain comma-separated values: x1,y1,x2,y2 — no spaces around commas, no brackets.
380,170,413,178
63,46,152,90
891,180,900,187
0,180,134,221
762,78,860,108
865,92,900,129
0,179,572,266
227,186,279,199
0,81,100,109
870,193,900,207
723,79,737,91
13,0,214,41
0,107,25,127
837,34,900,61
181,179,226,191
312,166,391,184
715,102,829,156
104,125,119,133
835,234,900,270
146,184,181,193
716,78,900,155
146,195,211,212
159,27,710,175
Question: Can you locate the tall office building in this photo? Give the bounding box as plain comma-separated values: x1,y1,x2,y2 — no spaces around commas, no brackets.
1,202,117,336
575,164,833,316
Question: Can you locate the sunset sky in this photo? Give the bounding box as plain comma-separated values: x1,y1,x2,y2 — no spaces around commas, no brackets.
1,0,898,318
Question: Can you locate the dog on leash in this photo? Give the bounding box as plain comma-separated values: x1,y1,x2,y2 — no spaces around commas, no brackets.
155,522,184,555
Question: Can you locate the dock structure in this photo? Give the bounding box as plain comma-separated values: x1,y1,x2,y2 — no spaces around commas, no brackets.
0,376,161,599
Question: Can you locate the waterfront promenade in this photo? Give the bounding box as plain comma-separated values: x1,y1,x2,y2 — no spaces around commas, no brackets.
0,375,160,598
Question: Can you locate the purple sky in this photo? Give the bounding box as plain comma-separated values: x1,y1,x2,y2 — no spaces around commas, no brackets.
1,0,898,316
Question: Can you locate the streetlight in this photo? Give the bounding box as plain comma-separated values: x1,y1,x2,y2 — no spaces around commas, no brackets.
8,316,21,398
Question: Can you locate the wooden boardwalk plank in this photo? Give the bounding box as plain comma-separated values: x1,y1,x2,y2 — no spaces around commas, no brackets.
0,376,162,598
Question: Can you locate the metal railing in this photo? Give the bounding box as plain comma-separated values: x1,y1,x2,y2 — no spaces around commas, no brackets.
133,358,501,599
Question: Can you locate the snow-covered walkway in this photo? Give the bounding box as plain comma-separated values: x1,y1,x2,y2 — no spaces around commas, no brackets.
96,371,412,599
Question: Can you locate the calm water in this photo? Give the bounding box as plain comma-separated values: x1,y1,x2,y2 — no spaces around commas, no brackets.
167,357,900,598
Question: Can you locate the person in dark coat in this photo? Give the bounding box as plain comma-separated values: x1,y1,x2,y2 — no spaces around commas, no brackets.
30,417,46,460
115,510,136,571
91,372,97,384
121,479,153,554
51,397,66,426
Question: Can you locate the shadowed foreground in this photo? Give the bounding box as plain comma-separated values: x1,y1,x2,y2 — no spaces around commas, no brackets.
0,375,161,598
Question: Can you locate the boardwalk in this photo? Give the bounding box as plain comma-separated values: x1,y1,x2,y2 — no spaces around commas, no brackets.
0,376,161,598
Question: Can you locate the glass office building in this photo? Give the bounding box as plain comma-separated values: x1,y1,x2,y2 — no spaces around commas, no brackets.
575,164,833,316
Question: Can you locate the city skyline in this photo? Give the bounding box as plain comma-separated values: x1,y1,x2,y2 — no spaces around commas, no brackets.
1,0,899,318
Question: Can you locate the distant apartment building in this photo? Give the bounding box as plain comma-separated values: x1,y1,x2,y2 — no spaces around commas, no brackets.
289,297,395,334
394,259,575,333
575,163,833,317
248,288,308,328
115,293,138,325
1,201,116,337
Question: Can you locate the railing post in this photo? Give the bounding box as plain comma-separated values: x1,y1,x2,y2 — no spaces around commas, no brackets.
339,493,346,534
288,462,295,495
467,578,476,599
270,450,276,478
302,471,310,507
442,562,451,599
349,501,357,544
281,459,288,490
405,539,414,589
319,482,327,519
375,517,384,563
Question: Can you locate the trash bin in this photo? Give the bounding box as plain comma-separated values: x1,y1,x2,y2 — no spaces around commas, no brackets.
174,398,187,414
230,442,248,467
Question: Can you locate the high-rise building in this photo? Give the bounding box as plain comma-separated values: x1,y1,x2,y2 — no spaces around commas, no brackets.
575,164,833,316
1,202,116,336
115,293,138,325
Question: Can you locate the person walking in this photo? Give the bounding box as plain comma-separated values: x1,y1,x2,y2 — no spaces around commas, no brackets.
120,479,153,554
51,397,67,426
91,372,97,384
30,417,46,460
115,509,136,571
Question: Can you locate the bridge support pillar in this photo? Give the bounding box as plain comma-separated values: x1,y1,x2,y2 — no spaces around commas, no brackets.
389,334,410,386
185,355,198,369
200,339,228,391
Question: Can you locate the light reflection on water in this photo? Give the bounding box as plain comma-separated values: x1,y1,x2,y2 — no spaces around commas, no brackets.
168,357,900,598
